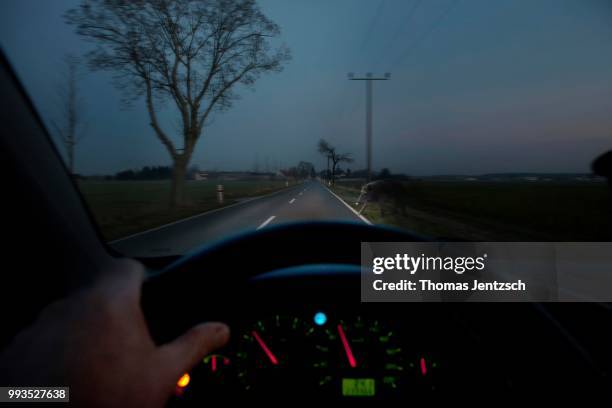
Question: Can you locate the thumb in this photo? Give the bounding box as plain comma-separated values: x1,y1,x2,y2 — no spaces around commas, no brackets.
160,322,230,380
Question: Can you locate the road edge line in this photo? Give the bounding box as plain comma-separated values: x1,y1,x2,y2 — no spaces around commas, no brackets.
110,184,300,244
322,183,372,225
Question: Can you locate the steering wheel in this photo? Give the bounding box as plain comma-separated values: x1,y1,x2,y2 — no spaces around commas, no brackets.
141,221,427,342
139,222,427,403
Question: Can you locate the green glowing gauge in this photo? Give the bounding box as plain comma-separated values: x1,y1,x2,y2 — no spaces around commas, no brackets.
233,314,313,393
311,315,406,397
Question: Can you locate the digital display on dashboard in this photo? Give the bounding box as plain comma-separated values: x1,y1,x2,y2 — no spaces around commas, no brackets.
342,378,375,397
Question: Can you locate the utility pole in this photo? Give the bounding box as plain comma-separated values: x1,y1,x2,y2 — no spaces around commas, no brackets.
348,72,390,181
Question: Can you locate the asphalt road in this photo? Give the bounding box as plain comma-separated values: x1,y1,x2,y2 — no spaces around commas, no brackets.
111,180,370,257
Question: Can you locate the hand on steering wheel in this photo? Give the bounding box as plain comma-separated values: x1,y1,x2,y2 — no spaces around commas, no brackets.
0,259,230,407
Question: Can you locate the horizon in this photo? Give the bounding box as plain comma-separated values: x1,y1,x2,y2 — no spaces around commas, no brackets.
81,165,602,179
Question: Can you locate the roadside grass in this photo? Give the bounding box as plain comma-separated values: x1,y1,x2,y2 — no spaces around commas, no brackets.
332,180,612,241
78,179,290,241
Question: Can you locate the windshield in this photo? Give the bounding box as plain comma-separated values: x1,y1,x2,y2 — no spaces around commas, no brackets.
1,0,612,257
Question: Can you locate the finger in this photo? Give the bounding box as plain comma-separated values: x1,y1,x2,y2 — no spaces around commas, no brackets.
160,322,230,379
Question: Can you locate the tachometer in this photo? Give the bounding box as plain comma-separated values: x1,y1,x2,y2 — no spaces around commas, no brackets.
173,314,314,403
234,314,312,394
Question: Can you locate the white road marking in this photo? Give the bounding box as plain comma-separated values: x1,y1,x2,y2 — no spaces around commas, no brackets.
257,215,276,230
322,184,372,225
289,198,296,204
110,185,295,244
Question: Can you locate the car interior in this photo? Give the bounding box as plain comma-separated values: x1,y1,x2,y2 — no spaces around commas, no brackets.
2,45,611,404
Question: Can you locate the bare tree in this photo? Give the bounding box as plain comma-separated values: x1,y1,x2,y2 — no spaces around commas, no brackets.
317,139,353,185
66,0,290,206
52,55,85,175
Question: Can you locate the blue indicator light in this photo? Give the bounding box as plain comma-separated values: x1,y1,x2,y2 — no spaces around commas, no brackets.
314,312,327,326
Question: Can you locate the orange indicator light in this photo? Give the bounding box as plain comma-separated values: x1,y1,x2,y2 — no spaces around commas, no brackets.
177,373,191,388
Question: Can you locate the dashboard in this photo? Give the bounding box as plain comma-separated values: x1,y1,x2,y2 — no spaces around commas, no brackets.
163,297,609,403
171,307,446,402
153,275,608,404
139,223,610,404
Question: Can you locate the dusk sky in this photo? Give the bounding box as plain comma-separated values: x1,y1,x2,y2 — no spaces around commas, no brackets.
1,0,612,175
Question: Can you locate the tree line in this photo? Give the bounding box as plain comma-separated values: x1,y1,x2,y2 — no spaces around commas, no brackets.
280,161,316,180
114,166,174,180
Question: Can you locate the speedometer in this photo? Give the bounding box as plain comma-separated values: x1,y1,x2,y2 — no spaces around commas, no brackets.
310,315,406,398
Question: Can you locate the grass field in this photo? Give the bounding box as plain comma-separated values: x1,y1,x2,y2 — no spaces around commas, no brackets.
333,180,612,241
79,179,290,240
79,177,612,242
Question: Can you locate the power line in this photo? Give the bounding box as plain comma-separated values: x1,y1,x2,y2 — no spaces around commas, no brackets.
387,0,460,71
374,0,423,72
346,0,427,120
337,0,460,136
337,0,389,120
359,0,388,52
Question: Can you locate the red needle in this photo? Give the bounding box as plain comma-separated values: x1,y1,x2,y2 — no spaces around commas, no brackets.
252,330,279,365
337,324,357,368
420,357,427,376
